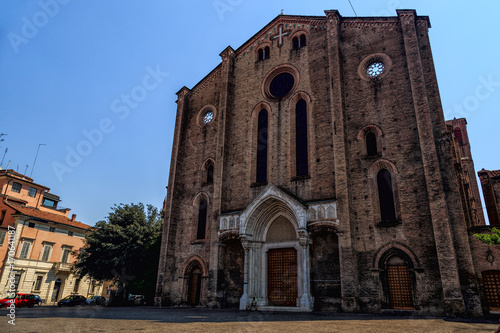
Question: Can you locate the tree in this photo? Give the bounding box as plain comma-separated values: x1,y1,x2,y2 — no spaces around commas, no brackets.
74,203,162,304
473,227,500,246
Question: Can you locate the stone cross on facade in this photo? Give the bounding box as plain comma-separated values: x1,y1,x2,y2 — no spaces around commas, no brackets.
271,25,289,47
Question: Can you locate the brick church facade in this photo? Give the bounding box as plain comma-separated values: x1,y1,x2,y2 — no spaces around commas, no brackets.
156,10,500,316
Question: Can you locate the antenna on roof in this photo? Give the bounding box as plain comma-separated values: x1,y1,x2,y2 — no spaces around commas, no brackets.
0,134,6,150
30,143,46,178
0,148,7,168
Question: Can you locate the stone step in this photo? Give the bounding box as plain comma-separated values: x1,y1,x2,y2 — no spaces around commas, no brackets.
256,306,304,312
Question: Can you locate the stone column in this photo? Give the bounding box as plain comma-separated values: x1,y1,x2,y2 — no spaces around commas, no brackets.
299,230,312,311
239,238,250,310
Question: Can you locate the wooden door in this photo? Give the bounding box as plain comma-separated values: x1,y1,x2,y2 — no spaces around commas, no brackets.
482,270,500,311
387,265,414,309
268,248,297,306
188,268,201,305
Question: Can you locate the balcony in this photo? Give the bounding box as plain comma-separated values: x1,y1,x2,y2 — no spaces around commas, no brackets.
53,262,73,272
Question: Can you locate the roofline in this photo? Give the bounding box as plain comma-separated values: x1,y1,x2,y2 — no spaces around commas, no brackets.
12,212,91,231
180,10,429,93
189,64,222,95
5,202,91,231
233,13,329,55
0,170,50,190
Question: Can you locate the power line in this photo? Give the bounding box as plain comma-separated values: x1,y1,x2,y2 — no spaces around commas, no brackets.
347,0,358,17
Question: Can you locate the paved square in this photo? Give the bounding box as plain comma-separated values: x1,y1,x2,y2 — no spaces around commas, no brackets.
1,306,499,332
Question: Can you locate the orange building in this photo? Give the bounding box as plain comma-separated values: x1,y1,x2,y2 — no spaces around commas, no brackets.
0,169,102,304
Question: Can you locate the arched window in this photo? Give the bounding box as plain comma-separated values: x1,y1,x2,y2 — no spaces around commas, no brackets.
454,127,463,144
256,109,268,183
300,34,306,47
296,99,308,176
258,46,270,61
292,35,306,49
366,132,378,156
377,169,396,221
196,199,208,239
206,164,214,184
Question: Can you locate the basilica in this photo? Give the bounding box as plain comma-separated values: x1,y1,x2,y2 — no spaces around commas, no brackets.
155,10,500,316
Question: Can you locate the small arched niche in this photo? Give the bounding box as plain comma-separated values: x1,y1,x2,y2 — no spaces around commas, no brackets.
266,216,296,242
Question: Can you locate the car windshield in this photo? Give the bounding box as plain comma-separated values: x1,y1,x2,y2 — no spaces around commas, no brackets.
4,295,16,299
62,296,73,300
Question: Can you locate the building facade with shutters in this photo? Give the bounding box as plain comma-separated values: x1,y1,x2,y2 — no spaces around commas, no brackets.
156,10,500,316
0,169,102,304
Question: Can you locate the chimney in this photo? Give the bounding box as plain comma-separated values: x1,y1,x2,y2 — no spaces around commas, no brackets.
71,214,76,222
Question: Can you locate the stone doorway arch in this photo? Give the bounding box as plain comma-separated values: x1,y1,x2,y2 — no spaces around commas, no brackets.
237,184,312,311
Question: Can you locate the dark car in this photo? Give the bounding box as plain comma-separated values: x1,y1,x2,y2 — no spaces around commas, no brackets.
133,295,146,305
86,295,106,306
34,295,43,306
57,295,87,307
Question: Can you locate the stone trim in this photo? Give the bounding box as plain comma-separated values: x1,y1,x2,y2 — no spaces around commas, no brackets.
182,255,209,277
373,242,421,270
191,67,221,97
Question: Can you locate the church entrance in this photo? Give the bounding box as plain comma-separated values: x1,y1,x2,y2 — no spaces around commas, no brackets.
386,261,414,309
267,248,297,306
187,267,202,306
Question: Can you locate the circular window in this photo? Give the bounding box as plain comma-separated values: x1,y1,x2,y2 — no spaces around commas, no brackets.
367,62,385,78
357,54,392,82
269,73,295,99
262,65,300,101
202,110,214,124
197,105,217,127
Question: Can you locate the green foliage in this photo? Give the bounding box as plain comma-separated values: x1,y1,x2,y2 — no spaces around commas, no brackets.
473,227,500,246
74,203,162,292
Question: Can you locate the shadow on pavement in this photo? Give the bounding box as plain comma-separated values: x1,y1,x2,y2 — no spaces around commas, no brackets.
2,306,499,326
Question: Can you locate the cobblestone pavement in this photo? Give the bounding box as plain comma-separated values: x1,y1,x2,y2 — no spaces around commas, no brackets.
1,306,499,333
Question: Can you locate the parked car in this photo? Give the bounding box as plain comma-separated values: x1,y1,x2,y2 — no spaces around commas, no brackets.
57,295,87,307
86,295,106,306
34,295,43,306
0,293,36,308
133,295,146,305
127,294,146,305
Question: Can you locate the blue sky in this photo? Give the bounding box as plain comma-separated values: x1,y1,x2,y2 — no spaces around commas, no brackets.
1,0,499,226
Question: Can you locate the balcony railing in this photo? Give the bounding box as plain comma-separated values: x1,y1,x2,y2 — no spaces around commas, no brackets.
53,262,73,272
